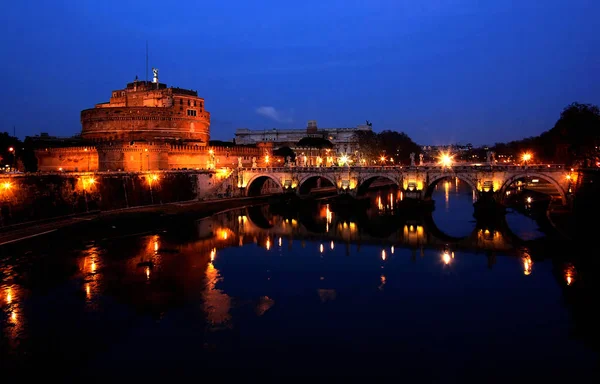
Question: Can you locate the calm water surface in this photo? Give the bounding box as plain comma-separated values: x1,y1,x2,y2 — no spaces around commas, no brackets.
0,180,598,381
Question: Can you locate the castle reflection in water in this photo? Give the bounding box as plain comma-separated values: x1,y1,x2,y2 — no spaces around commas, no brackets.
0,187,592,376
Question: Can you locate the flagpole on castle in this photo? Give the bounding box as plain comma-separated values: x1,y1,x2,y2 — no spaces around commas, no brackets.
145,40,149,83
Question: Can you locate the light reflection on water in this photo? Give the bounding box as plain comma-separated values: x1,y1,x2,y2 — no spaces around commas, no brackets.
0,187,596,379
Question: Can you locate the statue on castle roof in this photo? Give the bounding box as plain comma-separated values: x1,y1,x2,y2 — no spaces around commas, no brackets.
410,152,415,166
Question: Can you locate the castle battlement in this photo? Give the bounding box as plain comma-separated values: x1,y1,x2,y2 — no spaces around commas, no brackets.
39,146,98,153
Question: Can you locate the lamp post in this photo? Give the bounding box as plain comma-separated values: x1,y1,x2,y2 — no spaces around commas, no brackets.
84,148,90,171
522,153,532,168
8,147,15,172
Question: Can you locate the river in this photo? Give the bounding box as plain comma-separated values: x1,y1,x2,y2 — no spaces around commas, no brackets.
0,179,598,381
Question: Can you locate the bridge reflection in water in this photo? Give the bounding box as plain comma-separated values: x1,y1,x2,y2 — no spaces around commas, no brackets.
1,180,597,380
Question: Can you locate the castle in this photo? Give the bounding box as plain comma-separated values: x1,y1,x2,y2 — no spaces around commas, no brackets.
34,72,273,172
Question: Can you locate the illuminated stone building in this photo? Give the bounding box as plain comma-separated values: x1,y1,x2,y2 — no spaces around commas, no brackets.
235,120,373,155
34,73,276,172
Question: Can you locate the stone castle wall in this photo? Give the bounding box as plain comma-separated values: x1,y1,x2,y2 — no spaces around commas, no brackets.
36,146,99,172
0,170,240,227
35,143,279,172
81,106,210,143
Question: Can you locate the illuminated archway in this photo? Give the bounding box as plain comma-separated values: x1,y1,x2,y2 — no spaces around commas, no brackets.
499,173,567,206
355,175,400,197
246,175,284,197
424,175,477,199
297,174,336,196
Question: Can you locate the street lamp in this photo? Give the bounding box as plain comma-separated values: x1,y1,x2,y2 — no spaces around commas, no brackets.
438,152,453,168
84,148,90,171
8,147,15,171
522,153,532,165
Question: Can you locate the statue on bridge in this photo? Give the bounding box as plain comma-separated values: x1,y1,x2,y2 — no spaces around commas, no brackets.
419,153,424,166
410,152,415,167
286,156,291,167
491,151,496,164
251,157,257,168
238,157,243,168
486,151,491,164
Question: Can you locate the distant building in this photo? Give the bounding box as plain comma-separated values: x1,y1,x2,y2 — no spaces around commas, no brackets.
235,120,373,155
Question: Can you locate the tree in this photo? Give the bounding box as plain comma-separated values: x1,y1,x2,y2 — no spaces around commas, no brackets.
273,146,296,161
491,102,600,166
552,103,600,166
354,130,420,165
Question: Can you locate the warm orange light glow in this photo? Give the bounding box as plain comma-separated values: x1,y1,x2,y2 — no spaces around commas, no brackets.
265,155,270,163
2,182,10,190
438,152,453,167
210,248,216,262
391,245,394,254
442,251,451,265
380,156,386,162
145,266,150,279
564,264,576,286
209,149,214,155
566,174,571,180
330,240,334,250
86,284,91,299
6,288,12,304
266,238,271,250
278,237,282,247
91,261,96,273
8,147,14,152
526,196,532,204
523,256,532,275
381,249,386,261
320,244,324,253
522,153,532,162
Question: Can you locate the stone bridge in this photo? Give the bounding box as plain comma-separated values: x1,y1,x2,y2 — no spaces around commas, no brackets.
236,164,574,205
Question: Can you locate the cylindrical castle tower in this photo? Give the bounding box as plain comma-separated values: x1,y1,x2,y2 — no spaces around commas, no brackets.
80,78,210,143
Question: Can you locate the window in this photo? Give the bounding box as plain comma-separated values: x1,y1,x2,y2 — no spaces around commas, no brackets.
180,99,183,105
187,99,191,106
194,100,197,107
187,109,197,117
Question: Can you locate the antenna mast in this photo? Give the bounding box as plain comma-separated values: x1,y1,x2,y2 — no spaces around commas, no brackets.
145,40,148,83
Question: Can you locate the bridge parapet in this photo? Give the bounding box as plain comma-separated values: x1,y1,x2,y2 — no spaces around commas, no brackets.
236,164,574,204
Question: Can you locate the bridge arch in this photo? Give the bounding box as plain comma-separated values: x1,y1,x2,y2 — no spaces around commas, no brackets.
246,174,284,196
297,174,337,196
499,172,567,205
356,174,400,196
424,174,478,199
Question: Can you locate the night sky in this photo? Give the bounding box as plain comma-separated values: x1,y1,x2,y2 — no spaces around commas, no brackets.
1,0,599,146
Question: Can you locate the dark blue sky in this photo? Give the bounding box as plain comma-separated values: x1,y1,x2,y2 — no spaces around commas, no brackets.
1,0,599,146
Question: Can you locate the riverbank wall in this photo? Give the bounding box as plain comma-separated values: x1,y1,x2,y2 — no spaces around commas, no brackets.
0,170,239,227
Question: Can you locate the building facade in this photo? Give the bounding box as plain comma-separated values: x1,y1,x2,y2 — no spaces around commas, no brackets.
34,75,280,172
81,78,210,143
235,120,373,155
